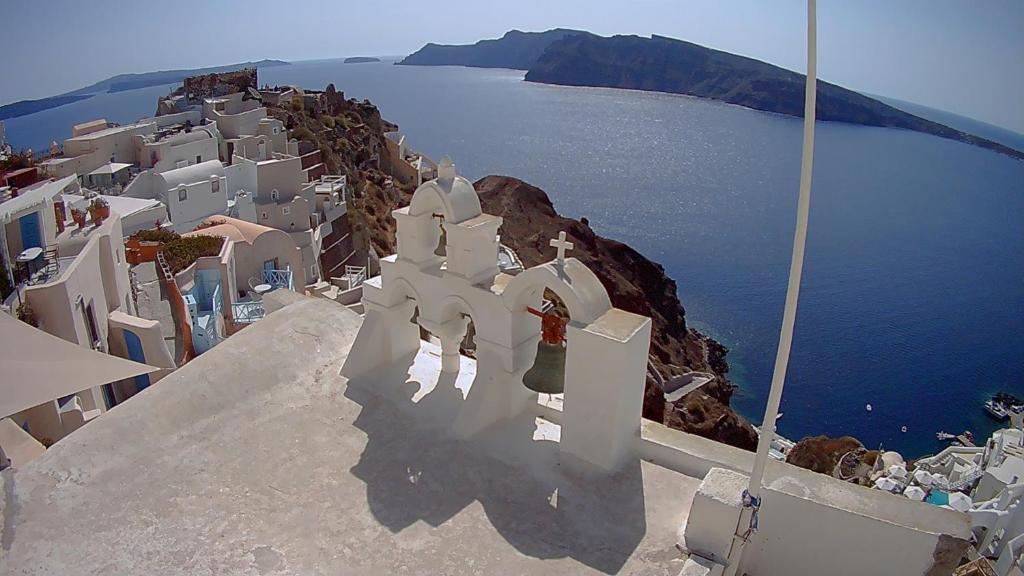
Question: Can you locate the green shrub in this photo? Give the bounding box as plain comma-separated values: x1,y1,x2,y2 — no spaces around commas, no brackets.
131,228,180,243
161,235,225,273
290,126,315,142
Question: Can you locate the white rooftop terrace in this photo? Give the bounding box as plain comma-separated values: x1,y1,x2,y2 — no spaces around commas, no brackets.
0,296,969,575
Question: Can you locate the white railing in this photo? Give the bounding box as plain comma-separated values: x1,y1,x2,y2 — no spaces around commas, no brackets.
342,265,366,290
232,301,264,323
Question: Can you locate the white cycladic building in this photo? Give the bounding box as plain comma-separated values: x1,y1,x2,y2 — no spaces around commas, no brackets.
40,120,156,180
125,160,230,233
136,124,221,174
5,213,174,445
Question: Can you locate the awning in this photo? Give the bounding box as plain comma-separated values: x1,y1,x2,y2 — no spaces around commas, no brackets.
0,312,160,418
88,162,132,176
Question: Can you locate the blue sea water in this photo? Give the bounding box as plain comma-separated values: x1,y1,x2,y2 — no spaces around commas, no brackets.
6,59,1023,457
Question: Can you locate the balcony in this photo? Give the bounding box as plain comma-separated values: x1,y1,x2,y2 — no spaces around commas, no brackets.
262,268,292,291
231,301,265,324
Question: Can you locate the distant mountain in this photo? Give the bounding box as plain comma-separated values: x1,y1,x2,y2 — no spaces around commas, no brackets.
0,94,94,121
400,29,1021,160
397,29,589,70
872,95,1024,153
0,59,290,121
69,59,290,94
344,57,381,64
526,34,1022,160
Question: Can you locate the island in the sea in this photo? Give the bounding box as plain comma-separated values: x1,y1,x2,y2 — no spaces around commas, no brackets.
344,56,381,64
0,59,290,121
401,29,1024,160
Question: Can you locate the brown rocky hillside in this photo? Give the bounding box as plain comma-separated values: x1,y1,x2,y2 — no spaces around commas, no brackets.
475,176,757,450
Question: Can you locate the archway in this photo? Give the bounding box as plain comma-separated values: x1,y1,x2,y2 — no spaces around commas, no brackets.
501,259,614,446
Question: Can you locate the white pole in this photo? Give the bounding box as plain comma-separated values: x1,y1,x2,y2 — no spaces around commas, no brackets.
723,0,816,573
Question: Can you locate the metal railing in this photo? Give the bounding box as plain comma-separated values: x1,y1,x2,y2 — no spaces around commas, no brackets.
262,268,292,290
342,265,365,290
232,301,265,324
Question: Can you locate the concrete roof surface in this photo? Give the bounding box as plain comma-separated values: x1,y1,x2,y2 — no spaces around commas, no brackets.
0,297,697,575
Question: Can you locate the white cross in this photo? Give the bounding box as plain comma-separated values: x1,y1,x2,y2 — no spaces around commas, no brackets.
550,231,574,268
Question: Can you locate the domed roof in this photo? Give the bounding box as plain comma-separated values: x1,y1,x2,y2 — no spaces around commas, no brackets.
183,216,279,245
408,157,481,224
156,160,225,190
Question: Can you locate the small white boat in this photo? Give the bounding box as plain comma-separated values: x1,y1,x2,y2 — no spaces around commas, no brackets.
936,431,956,441
985,400,1010,421
865,404,873,412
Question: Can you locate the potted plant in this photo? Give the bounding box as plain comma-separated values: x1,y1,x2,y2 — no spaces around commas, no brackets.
70,207,87,229
88,197,110,225
16,302,38,327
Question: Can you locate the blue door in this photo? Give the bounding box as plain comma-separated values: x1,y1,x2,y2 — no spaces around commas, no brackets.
19,212,41,250
124,330,151,391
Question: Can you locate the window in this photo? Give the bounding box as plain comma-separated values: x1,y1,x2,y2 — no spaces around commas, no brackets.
311,264,317,277
261,212,268,220
273,127,279,135
211,179,220,193
271,189,279,201
196,155,202,164
84,302,100,347
282,206,290,215
178,187,187,202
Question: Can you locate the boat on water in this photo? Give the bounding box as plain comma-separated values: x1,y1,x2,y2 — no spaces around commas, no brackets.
994,391,1024,414
936,431,956,441
985,399,1010,421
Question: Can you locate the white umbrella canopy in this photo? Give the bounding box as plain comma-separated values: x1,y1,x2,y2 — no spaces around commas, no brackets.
903,485,927,501
947,492,973,512
912,469,936,487
875,477,900,492
888,465,909,480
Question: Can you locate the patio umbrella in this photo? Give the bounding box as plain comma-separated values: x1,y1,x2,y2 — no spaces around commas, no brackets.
903,485,927,501
947,492,973,512
888,465,909,480
875,477,899,492
912,469,936,487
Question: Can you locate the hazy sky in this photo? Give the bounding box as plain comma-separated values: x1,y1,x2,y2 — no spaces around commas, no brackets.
3,0,1022,132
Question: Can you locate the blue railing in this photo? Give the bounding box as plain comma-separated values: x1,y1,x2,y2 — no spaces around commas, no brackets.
262,267,293,290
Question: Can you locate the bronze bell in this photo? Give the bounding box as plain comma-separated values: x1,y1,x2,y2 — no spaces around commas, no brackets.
522,340,566,394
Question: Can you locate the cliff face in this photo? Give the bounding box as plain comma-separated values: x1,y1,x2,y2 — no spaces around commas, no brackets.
475,175,757,450
397,29,589,70
266,84,415,261
526,34,1023,160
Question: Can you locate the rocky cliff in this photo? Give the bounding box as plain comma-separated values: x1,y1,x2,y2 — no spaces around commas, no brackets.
528,33,1023,160
475,176,758,450
398,29,589,70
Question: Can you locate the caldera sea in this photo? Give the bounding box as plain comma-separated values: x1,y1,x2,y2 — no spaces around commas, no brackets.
7,58,1023,458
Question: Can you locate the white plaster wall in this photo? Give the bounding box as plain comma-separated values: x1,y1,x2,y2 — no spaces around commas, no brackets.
209,107,266,139
164,178,229,234
225,158,258,197
256,156,305,201
150,137,219,173
740,481,953,576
